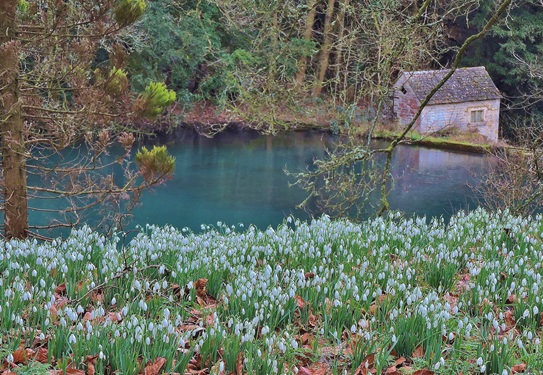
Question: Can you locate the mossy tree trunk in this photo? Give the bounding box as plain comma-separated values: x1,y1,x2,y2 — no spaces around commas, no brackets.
312,0,335,97
0,0,29,239
295,0,318,86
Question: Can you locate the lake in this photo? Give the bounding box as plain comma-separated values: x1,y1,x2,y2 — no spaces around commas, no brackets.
27,129,491,236
131,129,489,232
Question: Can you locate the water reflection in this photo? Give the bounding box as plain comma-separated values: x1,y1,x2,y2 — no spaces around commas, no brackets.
27,130,492,236
390,146,489,218
133,130,491,232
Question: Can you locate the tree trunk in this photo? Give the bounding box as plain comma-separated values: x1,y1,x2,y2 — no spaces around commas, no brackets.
266,9,279,90
333,0,350,97
295,0,318,85
1,0,29,239
312,0,336,97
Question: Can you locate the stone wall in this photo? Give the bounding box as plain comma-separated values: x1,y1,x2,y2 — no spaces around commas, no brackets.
419,100,500,141
393,76,421,129
394,81,500,141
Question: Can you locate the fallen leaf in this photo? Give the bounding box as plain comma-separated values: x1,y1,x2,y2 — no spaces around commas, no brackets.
67,369,85,375
412,345,424,359
11,348,33,364
236,352,243,375
385,366,399,374
302,332,313,343
354,352,376,374
511,363,527,374
505,310,516,329
308,312,318,328
195,278,208,298
144,357,166,375
362,353,375,367
392,357,406,367
108,312,123,322
54,283,66,295
206,314,214,326
296,295,306,309
413,370,434,375
506,294,516,304
86,355,98,375
36,347,49,363
304,272,315,280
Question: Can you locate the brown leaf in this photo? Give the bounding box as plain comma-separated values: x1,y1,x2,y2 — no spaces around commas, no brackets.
385,367,400,375
505,310,516,329
12,348,33,364
235,352,243,375
179,324,202,332
353,352,376,374
304,272,315,280
412,345,424,359
206,314,215,327
506,294,517,304
299,363,329,375
65,369,86,375
301,332,313,346
392,357,406,367
195,278,208,298
511,363,527,374
86,355,98,375
296,295,306,309
36,347,49,363
308,312,318,328
54,283,67,295
413,370,435,375
108,312,123,322
196,295,206,307
144,357,166,375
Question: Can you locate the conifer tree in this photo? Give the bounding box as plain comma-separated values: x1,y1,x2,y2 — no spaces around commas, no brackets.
0,0,175,239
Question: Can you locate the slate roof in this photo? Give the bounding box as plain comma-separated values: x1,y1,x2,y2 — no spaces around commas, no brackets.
397,66,501,105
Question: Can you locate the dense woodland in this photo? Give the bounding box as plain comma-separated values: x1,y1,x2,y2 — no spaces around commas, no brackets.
1,0,542,238
125,0,543,132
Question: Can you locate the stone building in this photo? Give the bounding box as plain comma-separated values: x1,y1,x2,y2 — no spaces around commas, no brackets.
393,66,501,141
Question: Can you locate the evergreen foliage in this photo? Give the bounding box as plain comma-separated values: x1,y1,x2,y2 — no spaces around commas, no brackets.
128,1,243,103
135,82,177,118
114,0,147,27
135,145,176,183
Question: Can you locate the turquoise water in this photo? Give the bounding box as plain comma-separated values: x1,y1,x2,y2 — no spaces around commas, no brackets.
27,130,490,236
132,130,488,232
